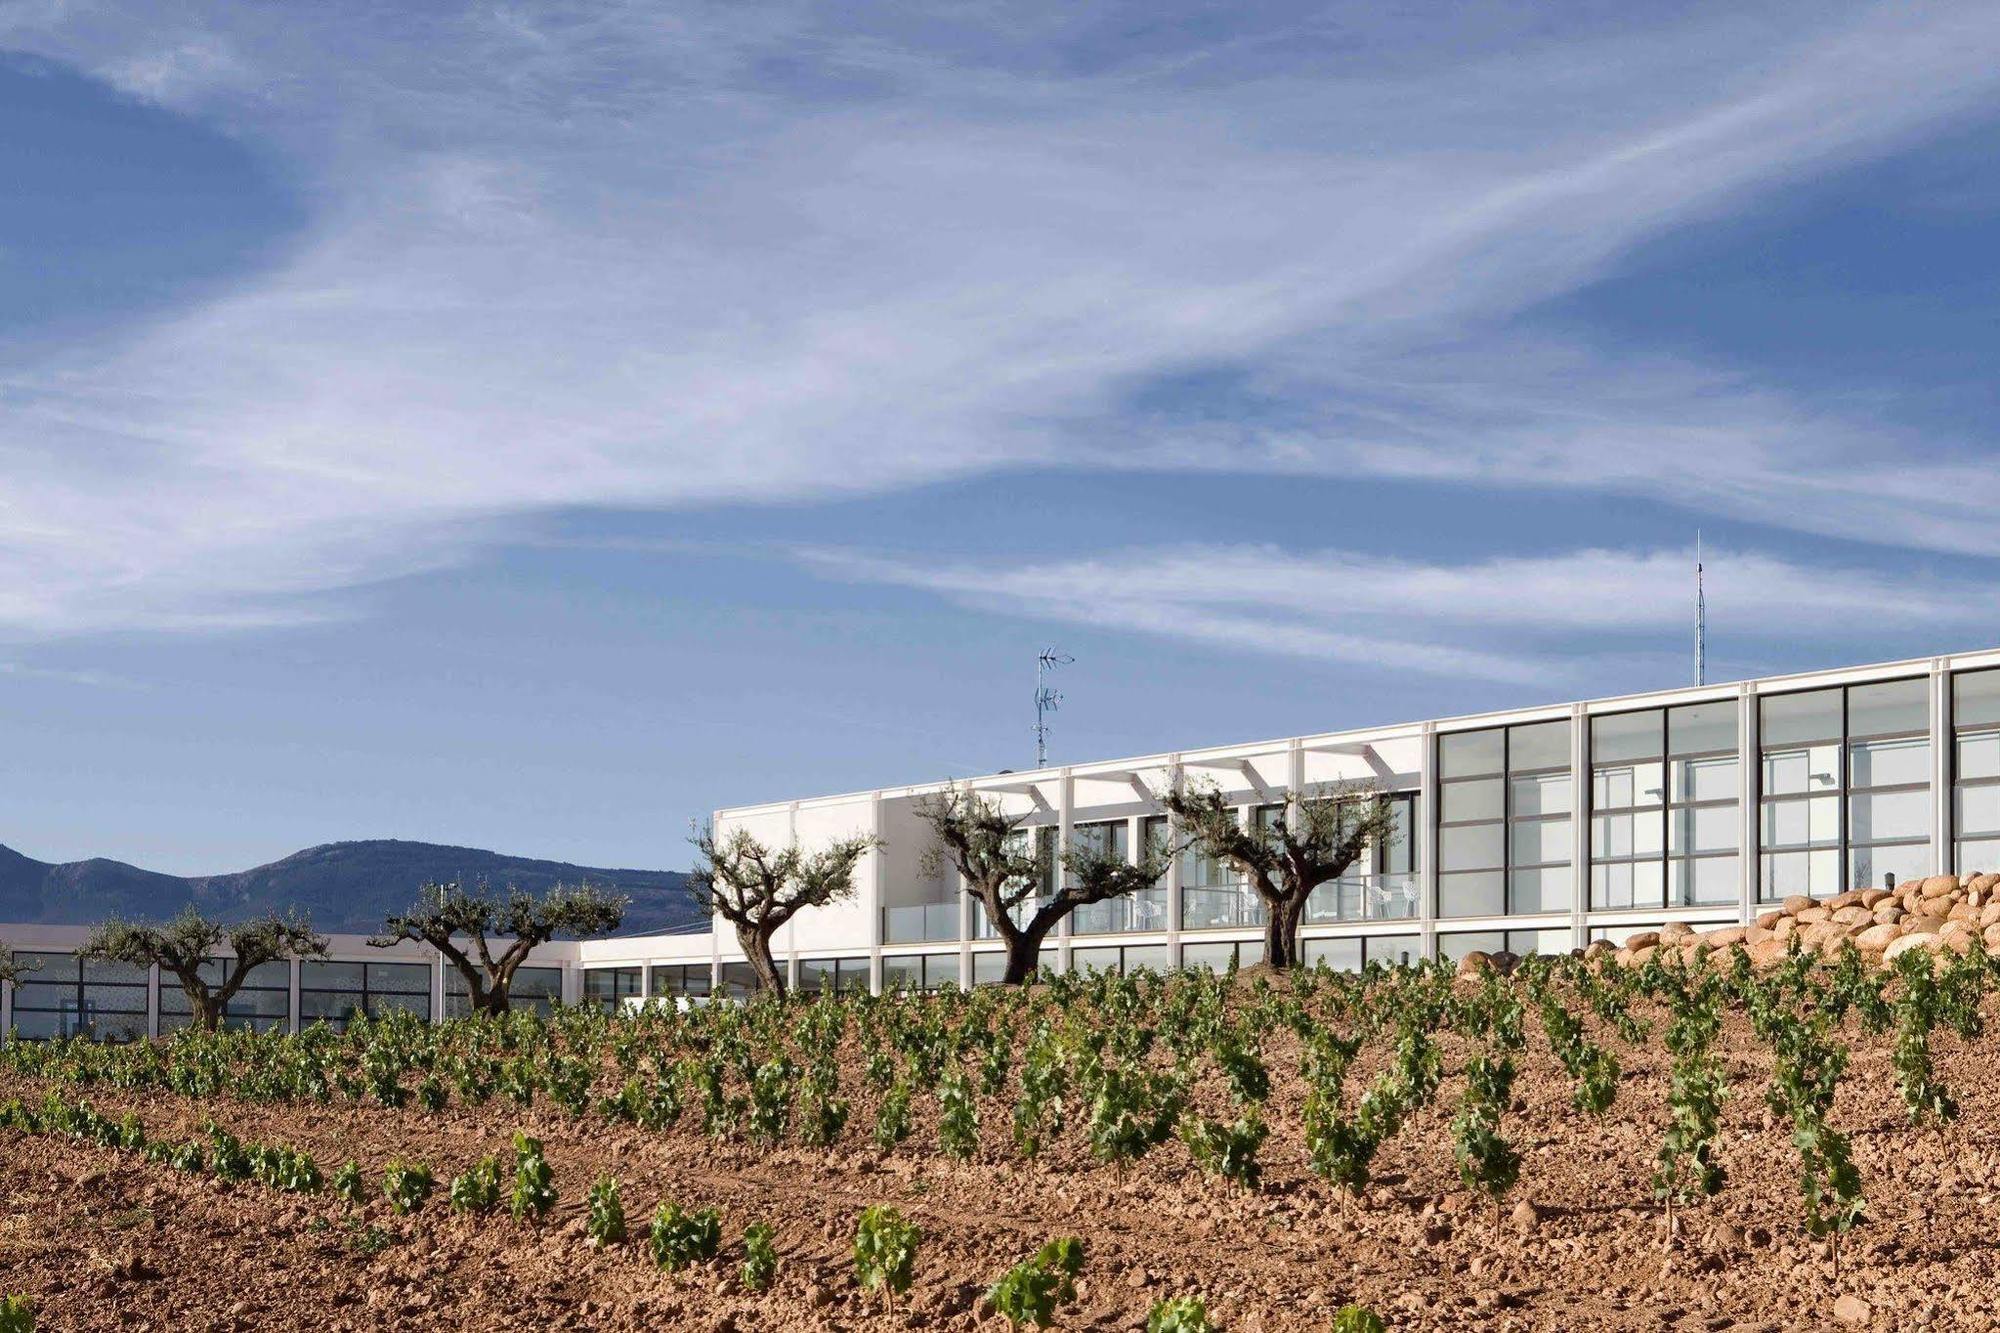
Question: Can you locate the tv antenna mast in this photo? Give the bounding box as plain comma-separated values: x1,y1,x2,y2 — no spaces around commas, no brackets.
1035,649,1072,768
1695,531,1706,687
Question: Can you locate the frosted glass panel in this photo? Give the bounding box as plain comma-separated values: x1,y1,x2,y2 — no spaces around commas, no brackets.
1849,736,1928,788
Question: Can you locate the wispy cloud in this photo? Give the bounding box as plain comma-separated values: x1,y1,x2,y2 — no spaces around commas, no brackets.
800,542,1993,683
3,3,2000,635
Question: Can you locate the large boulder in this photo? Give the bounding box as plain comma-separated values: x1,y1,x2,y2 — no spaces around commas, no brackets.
1747,937,1789,967
1698,926,1748,948
1883,933,1938,963
1624,931,1660,951
1782,895,1816,917
1921,874,1961,899
1854,922,1901,952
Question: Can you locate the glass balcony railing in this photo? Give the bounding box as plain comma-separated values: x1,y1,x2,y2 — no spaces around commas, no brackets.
882,902,960,943
1305,873,1419,924
1180,884,1267,931
976,896,1045,939
1071,889,1172,935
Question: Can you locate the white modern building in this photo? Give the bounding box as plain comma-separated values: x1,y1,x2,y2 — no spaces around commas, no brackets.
6,644,2000,1034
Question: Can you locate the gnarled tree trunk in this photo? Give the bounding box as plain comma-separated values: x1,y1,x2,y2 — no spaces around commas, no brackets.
1262,894,1307,970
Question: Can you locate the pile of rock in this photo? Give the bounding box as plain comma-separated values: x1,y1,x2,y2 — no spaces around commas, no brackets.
1603,873,2000,968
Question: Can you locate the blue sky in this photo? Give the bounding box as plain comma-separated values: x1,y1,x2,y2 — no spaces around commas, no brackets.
5,2,2000,874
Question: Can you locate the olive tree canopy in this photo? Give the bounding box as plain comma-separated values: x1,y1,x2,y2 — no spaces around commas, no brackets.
83,907,328,1032
372,881,627,1015
1160,778,1398,970
689,825,878,999
915,784,1169,985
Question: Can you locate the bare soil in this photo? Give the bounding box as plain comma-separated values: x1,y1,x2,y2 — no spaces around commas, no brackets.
4,998,2000,1332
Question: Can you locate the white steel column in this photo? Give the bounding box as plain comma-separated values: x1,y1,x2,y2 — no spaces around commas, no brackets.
1739,683,1758,924
1166,757,1185,967
1570,704,1589,951
0,978,10,1035
1418,723,1438,960
288,958,301,1035
868,791,885,994
430,951,447,1022
1054,769,1074,973
146,963,160,1039
1932,660,1952,876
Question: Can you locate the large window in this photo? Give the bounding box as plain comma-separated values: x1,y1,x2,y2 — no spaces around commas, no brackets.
798,956,871,995
160,958,292,1034
1590,701,1739,910
1759,680,1930,900
1071,943,1171,975
718,961,761,1002
976,827,1055,939
582,966,641,1013
1437,927,1571,964
1072,818,1174,934
1954,669,2000,874
300,961,432,1031
649,963,713,1000
1307,792,1419,923
881,952,959,992
9,952,149,1041
1181,811,1261,930
1439,720,1572,916
446,966,561,1018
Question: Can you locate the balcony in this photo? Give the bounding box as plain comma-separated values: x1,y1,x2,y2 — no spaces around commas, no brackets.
1180,884,1267,930
1305,872,1420,924
1071,889,1172,935
882,901,960,944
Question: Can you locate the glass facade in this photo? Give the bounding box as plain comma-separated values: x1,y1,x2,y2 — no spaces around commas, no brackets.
299,961,432,1031
1437,927,1571,963
1070,943,1172,975
10,952,149,1041
1590,701,1740,910
1955,669,2000,874
445,965,561,1018
1759,679,1931,900
159,958,292,1034
1439,720,1572,916
1302,936,1362,972
582,966,642,1012
975,827,1055,939
649,963,713,999
1180,809,1261,930
880,952,959,992
1072,817,1173,934
797,956,871,995
1305,792,1419,923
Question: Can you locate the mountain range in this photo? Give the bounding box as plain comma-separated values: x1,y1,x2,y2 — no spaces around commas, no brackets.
0,839,700,937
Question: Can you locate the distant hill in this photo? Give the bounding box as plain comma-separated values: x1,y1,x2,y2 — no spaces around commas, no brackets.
0,839,700,937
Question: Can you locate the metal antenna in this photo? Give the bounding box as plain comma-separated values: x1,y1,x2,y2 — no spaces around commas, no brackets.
1035,648,1073,767
1695,530,1706,687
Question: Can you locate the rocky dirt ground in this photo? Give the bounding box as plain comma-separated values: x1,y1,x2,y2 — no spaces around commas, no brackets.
5,992,2000,1332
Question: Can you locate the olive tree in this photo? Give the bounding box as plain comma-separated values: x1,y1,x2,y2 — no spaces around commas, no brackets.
915,784,1169,985
83,907,328,1032
1160,778,1398,970
0,939,35,987
372,881,628,1015
689,825,878,999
